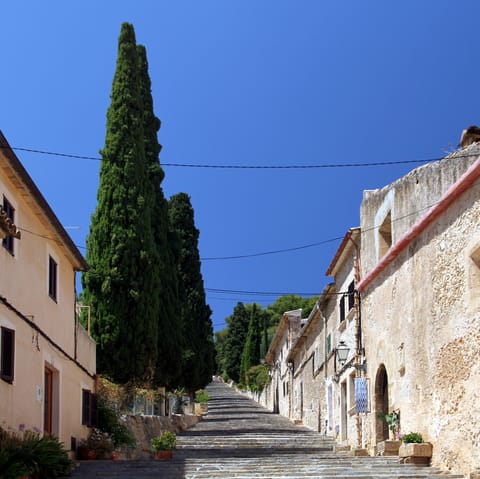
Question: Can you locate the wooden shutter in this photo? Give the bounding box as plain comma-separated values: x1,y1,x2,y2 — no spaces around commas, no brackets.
339,296,346,322
82,389,91,425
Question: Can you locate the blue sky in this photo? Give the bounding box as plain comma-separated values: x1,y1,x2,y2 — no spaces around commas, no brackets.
1,1,479,331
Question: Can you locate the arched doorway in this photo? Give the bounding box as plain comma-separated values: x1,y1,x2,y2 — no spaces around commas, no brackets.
375,364,389,441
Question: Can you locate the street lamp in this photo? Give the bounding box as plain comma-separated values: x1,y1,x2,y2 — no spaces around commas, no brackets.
335,341,350,365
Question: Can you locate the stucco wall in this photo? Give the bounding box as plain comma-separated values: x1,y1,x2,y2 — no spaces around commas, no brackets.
0,144,96,452
360,146,480,475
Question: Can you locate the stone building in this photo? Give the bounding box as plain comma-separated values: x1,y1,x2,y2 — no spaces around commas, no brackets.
357,144,480,475
264,309,303,418
0,131,96,453
259,142,480,476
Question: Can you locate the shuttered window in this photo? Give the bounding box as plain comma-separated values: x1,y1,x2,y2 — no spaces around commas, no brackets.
348,280,355,311
339,295,346,322
82,389,98,427
1,327,15,383
48,256,57,301
2,197,15,255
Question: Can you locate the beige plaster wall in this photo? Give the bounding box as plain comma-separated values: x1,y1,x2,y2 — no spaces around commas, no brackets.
360,148,480,475
0,152,96,451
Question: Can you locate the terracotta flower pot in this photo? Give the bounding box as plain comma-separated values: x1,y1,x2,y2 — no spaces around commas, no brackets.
111,449,120,460
78,445,97,460
154,450,173,460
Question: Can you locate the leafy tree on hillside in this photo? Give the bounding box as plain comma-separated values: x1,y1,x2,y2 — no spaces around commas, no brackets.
168,193,215,392
82,23,160,385
266,294,317,329
215,295,318,382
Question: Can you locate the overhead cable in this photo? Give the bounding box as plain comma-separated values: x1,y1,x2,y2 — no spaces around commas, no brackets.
5,144,478,169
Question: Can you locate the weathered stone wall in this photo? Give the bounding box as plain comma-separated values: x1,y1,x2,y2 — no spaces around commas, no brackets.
120,414,201,459
360,145,480,476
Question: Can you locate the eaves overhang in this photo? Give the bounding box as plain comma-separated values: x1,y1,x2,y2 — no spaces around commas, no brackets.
326,227,360,277
0,131,89,271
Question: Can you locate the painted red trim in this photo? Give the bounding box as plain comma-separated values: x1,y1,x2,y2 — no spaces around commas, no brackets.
357,155,480,292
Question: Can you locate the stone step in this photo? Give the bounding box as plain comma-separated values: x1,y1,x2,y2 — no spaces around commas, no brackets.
68,381,466,479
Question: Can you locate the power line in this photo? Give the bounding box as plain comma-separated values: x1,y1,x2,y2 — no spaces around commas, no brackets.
6,144,478,169
17,180,478,262
206,288,318,296
201,236,344,260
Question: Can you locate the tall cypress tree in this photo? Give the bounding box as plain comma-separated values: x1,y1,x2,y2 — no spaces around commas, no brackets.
240,304,262,382
168,193,215,392
136,45,182,388
224,302,250,383
82,23,160,385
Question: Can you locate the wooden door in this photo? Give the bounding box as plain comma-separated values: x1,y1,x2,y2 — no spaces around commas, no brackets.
44,366,53,434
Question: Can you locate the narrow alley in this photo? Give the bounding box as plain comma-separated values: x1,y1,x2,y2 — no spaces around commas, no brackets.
68,381,464,479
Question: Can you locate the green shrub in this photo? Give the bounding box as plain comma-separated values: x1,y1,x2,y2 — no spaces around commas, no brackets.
150,431,177,452
401,432,424,443
245,364,270,392
0,426,73,478
194,389,210,403
98,395,136,448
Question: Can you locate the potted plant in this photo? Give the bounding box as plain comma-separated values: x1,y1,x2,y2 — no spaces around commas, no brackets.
78,428,114,460
151,431,176,460
399,432,432,464
376,411,401,456
194,389,210,415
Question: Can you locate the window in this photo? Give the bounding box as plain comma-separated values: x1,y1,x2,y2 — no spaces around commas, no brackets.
48,256,57,301
339,296,346,322
1,327,15,383
326,333,332,354
82,389,98,427
348,281,355,311
2,196,15,255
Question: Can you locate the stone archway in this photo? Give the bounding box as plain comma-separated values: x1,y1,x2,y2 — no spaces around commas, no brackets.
375,364,389,442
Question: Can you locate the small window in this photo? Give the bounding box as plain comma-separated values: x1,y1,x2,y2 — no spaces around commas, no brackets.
339,295,346,322
82,389,98,427
326,333,332,354
2,197,15,255
348,281,355,311
48,256,57,301
1,327,15,383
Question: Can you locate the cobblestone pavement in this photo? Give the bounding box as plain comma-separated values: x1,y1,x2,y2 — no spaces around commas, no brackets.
67,380,465,478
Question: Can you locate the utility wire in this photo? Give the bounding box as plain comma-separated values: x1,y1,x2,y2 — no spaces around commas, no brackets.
5,144,478,169
206,288,320,296
17,180,478,262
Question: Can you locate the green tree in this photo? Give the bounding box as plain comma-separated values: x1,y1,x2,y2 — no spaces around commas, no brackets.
266,294,317,329
214,328,228,378
168,193,215,392
137,44,182,388
240,304,262,383
223,302,250,382
82,23,160,385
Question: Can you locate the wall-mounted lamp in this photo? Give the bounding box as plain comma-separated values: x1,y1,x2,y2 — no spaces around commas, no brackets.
287,361,294,371
335,341,350,365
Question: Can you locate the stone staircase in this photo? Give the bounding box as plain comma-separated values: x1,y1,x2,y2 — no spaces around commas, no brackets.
172,381,465,478
69,380,466,478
